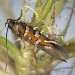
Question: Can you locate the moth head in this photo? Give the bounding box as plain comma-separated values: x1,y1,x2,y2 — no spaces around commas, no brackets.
5,19,16,29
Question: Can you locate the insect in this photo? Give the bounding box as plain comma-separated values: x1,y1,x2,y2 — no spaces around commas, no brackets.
5,11,68,62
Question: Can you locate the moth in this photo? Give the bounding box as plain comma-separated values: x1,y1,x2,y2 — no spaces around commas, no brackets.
5,11,68,62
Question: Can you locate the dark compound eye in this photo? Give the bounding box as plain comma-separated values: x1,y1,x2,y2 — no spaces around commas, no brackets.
7,19,11,22
6,20,16,28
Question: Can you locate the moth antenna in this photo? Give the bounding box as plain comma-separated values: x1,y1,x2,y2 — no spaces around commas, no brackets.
16,9,22,21
5,22,8,27
5,27,8,71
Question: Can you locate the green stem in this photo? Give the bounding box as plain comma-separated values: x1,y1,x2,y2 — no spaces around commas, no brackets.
42,0,55,19
55,0,67,17
42,0,67,35
60,0,74,37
